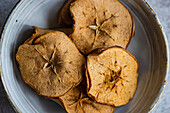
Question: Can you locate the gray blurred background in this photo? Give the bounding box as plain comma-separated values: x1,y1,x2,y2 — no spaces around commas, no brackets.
0,0,170,113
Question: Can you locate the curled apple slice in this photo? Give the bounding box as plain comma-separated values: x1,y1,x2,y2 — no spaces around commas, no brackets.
16,31,85,97
70,0,135,54
86,47,138,106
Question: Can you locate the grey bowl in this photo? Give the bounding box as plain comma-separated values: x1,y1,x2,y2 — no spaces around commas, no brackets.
0,0,169,113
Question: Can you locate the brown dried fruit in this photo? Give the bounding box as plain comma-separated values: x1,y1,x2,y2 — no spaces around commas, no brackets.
58,0,74,26
86,47,138,106
16,31,85,97
70,0,135,54
53,81,115,113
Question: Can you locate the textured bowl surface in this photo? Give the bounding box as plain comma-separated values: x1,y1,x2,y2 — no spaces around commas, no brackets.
0,0,169,113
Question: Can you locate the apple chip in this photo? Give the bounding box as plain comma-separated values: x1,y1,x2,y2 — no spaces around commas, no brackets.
70,0,135,54
54,81,115,113
86,47,138,106
16,31,85,97
58,0,74,26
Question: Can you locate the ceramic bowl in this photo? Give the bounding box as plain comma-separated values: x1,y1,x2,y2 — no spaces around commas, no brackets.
0,0,169,113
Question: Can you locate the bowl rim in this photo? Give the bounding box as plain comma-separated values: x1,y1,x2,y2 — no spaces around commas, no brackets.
142,0,169,112
0,1,23,113
0,0,169,113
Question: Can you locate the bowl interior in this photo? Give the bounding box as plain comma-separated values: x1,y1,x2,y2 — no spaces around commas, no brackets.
1,0,168,113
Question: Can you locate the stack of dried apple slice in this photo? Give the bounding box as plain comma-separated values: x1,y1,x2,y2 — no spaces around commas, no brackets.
16,0,138,113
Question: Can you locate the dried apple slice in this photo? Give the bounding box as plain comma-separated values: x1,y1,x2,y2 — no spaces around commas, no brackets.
86,47,138,106
58,0,74,26
16,31,85,97
70,0,135,54
53,81,115,113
